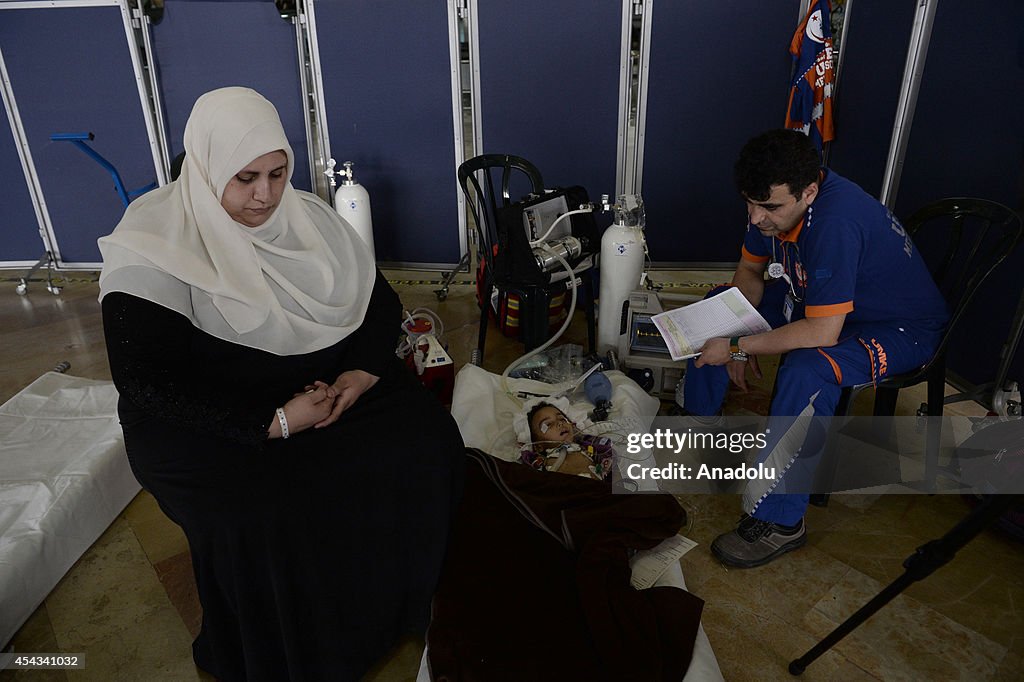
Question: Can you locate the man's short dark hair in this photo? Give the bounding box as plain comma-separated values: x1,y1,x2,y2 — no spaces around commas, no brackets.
734,129,820,202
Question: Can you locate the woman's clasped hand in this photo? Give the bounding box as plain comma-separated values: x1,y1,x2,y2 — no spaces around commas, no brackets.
277,369,381,436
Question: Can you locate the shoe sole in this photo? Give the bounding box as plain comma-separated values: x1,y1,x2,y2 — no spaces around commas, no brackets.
711,532,808,569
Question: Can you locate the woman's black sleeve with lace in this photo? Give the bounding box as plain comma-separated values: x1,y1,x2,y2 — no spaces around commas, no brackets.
102,292,272,446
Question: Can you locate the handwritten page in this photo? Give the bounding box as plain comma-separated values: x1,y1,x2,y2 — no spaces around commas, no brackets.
629,534,699,590
650,287,771,361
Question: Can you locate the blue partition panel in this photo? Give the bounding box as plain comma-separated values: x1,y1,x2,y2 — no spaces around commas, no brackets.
0,5,157,265
640,0,801,263
895,0,1024,390
152,0,311,191
825,0,917,198
0,98,44,263
476,0,622,207
895,1,1023,216
314,0,461,264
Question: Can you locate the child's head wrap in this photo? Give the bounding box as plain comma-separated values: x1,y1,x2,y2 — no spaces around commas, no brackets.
512,396,592,445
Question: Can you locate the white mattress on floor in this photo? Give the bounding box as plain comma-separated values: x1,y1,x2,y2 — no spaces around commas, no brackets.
416,364,723,681
0,372,139,648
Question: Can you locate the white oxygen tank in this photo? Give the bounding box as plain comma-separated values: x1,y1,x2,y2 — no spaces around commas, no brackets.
327,159,376,260
597,194,646,353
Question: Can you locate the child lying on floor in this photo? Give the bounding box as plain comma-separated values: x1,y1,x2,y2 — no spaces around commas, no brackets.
513,397,615,481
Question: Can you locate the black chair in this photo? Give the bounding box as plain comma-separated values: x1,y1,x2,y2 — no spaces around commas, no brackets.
841,198,1022,417
811,197,1024,499
457,153,597,363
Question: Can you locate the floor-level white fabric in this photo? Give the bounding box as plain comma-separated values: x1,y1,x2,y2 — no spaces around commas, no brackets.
0,372,138,648
417,364,723,680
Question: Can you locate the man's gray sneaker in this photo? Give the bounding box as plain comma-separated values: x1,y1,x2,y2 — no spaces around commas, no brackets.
711,514,806,568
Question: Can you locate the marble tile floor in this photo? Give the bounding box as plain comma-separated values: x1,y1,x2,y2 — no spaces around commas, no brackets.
0,270,1021,681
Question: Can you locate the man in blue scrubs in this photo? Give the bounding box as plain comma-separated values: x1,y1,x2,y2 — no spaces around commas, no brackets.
686,129,948,568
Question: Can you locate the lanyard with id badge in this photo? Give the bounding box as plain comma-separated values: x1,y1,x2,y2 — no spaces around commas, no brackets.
769,238,805,322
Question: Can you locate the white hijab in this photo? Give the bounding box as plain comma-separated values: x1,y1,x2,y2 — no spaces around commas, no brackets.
98,87,376,356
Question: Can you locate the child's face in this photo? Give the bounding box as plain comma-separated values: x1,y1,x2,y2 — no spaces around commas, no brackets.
530,406,575,446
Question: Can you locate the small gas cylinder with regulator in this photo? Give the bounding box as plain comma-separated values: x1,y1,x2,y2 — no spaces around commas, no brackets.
597,194,647,353
325,158,375,260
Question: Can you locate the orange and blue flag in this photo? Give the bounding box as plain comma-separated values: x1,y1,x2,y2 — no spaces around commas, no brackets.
785,0,835,152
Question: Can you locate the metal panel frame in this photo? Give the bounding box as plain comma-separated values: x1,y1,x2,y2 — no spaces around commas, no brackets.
632,0,654,195
114,0,165,192
0,0,167,270
131,0,170,181
879,0,937,208
446,0,468,262
614,0,632,197
294,11,315,195
298,0,332,200
819,0,854,168
468,0,483,160
831,0,854,97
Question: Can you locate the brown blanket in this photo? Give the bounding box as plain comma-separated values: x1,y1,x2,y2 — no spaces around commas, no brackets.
426,449,704,681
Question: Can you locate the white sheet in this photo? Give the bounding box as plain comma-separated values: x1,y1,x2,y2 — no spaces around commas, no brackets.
0,372,139,648
417,364,723,681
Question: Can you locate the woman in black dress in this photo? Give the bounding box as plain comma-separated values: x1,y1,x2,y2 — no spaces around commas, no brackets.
98,87,463,681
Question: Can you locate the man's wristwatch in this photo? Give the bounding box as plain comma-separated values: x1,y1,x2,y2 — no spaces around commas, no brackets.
729,336,749,362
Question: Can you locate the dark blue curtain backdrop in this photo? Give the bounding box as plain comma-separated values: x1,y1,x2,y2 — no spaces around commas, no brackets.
640,0,802,263
475,0,622,209
151,0,311,191
0,5,156,264
0,83,44,263
895,0,1024,391
314,0,461,264
825,0,917,198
